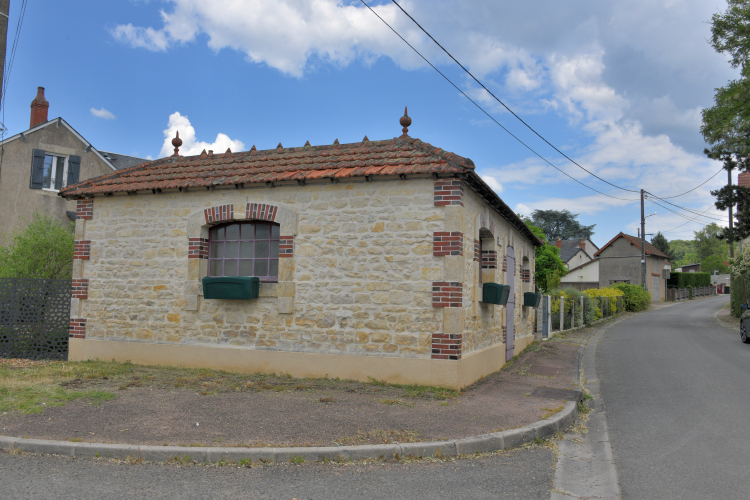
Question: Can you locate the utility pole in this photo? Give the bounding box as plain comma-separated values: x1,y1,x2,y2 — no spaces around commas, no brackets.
728,168,734,258
641,189,647,292
0,0,8,107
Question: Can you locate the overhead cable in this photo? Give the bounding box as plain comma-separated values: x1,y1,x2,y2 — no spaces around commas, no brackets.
387,0,640,194
359,0,638,202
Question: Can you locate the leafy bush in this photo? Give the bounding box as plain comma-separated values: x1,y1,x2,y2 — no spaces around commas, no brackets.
582,287,624,314
0,212,74,279
611,283,651,312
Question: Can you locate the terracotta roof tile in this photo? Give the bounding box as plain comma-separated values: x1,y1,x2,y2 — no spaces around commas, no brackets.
59,136,471,197
59,134,544,247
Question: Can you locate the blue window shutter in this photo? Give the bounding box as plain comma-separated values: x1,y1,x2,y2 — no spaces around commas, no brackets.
67,155,81,186
30,149,45,189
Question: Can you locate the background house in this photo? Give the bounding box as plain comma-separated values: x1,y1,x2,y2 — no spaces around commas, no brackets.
556,238,599,270
60,117,543,389
595,232,670,302
0,87,147,240
675,263,701,273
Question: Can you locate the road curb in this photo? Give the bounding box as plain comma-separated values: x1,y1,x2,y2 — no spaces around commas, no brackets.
0,401,578,464
0,335,596,465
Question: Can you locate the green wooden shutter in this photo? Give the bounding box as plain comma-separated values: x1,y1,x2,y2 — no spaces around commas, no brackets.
29,149,45,189
67,155,81,186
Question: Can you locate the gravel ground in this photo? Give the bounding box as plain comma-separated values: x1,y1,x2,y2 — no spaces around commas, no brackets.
0,329,588,447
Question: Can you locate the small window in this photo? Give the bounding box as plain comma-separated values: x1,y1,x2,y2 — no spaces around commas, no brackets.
42,154,67,191
208,222,280,282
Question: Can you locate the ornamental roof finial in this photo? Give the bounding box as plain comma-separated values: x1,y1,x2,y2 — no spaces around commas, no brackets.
399,106,411,137
171,131,183,157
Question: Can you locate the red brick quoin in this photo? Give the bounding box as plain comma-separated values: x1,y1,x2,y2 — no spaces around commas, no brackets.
432,333,462,360
433,232,464,257
279,236,294,258
72,279,88,299
432,281,463,308
434,179,464,207
73,240,90,260
204,204,234,224
69,318,87,339
76,199,93,219
188,238,209,259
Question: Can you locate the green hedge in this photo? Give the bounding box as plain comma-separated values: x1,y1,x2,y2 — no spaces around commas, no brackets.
612,283,651,312
667,272,711,289
731,274,748,317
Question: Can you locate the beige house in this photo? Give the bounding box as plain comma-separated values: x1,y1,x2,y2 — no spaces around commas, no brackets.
60,113,543,389
0,87,146,240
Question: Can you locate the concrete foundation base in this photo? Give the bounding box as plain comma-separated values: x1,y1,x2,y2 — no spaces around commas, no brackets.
69,335,535,389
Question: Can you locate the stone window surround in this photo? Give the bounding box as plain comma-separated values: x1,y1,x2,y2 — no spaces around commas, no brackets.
184,202,298,313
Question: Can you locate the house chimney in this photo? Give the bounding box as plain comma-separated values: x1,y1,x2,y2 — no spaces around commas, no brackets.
556,238,562,249
579,239,585,250
30,87,49,128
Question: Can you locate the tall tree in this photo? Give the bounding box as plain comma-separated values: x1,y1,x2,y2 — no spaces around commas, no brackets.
650,232,674,262
529,209,595,242
522,219,567,293
702,1,750,251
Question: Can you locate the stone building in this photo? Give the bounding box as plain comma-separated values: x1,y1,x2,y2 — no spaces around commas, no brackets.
0,87,146,240
60,112,542,389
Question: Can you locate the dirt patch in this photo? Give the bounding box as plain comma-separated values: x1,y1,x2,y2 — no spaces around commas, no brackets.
0,329,590,447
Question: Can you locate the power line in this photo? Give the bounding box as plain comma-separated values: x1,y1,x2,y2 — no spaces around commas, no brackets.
647,192,726,222
359,0,638,202
387,0,641,194
648,198,724,226
655,166,725,199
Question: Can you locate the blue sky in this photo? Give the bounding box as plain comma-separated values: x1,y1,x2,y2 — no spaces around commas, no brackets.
2,0,739,247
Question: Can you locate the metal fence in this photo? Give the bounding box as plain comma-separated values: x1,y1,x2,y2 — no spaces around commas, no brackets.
537,294,624,339
0,278,71,360
666,286,717,301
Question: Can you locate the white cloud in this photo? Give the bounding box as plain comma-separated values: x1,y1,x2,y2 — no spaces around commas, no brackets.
481,175,503,194
515,203,532,216
90,107,116,120
159,111,245,158
110,23,170,51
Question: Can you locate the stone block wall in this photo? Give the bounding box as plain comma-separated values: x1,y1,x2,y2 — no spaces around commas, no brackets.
75,178,448,358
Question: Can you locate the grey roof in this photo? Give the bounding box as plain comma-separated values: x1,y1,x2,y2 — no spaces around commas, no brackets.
99,151,149,170
558,240,594,263
66,210,77,220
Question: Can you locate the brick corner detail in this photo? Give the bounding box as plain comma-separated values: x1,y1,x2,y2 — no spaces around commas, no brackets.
434,179,464,207
279,235,294,258
432,281,463,308
432,333,462,360
433,231,464,257
72,278,89,299
74,240,91,260
69,318,87,339
76,199,93,220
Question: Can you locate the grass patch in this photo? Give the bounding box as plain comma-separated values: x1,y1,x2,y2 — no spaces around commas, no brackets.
335,429,424,445
378,398,415,407
0,358,460,415
541,405,564,419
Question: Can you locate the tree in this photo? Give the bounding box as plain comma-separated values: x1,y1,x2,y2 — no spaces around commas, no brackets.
701,254,729,275
702,1,750,251
529,209,595,242
650,232,674,262
0,212,74,279
523,219,567,292
694,223,734,262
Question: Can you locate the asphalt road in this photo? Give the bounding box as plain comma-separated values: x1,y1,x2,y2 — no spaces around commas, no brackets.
597,296,750,499
0,447,554,499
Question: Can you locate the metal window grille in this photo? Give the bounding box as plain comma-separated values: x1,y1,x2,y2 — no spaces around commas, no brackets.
208,222,280,282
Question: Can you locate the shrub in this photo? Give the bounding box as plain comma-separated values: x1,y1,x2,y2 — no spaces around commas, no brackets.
667,272,711,289
582,287,624,315
0,212,74,279
611,283,651,312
